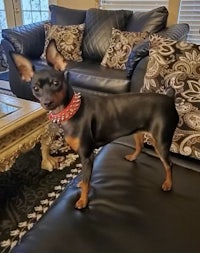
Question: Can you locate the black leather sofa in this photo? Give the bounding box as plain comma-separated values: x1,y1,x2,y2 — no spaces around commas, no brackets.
2,5,200,253
1,5,189,100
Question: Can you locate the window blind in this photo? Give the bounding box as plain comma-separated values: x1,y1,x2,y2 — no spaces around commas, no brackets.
100,1,168,11
178,0,200,44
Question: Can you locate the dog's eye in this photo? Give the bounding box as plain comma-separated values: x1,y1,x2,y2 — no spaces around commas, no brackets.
52,80,59,87
33,86,39,92
51,80,62,90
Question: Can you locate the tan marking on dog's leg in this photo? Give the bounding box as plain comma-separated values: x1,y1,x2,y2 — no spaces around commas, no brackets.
40,124,61,171
75,181,89,209
125,133,144,161
65,136,80,152
151,135,172,191
161,162,172,191
40,143,59,171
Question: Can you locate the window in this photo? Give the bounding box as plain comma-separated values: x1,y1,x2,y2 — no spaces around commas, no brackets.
178,0,200,44
0,0,7,39
21,0,50,25
100,0,168,11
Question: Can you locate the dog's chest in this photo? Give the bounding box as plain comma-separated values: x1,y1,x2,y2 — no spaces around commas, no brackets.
60,120,81,151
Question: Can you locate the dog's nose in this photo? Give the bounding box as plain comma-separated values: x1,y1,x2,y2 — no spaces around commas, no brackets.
44,101,53,108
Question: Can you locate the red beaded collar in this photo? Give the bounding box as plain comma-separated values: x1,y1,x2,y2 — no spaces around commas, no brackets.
48,93,81,123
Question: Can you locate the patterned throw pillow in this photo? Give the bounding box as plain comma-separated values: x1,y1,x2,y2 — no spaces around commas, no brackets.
0,44,8,71
141,34,200,160
101,28,148,70
42,23,85,62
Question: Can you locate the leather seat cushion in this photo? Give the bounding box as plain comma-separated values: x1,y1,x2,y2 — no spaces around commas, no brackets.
11,136,200,253
66,60,131,94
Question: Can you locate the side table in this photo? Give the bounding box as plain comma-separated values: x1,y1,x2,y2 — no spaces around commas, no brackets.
0,94,56,172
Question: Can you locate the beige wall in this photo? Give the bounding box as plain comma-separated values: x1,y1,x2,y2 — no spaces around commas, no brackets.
167,0,181,25
57,0,97,9
57,0,181,24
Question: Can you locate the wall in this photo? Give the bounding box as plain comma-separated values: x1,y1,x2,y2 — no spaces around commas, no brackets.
167,0,180,25
57,0,97,9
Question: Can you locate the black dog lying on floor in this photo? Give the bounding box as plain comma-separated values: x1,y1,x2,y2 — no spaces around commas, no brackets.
11,40,179,209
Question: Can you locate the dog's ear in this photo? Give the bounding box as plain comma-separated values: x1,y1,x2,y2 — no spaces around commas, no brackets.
10,52,34,82
46,39,67,71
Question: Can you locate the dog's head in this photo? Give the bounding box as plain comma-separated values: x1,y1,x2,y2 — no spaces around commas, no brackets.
10,40,71,112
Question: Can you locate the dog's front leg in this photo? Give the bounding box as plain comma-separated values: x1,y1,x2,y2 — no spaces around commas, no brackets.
75,154,94,209
40,123,60,171
40,142,59,171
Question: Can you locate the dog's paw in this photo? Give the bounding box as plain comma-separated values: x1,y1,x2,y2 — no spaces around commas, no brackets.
41,156,60,171
75,198,88,210
162,180,172,191
77,181,83,188
124,153,137,161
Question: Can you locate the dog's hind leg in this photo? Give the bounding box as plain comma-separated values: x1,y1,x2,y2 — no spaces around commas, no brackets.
151,136,173,191
125,132,144,161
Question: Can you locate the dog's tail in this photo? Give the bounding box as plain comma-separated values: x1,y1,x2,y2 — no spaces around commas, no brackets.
165,87,176,98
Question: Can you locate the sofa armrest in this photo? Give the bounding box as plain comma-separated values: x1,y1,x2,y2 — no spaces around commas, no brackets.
2,21,46,59
157,23,189,40
126,23,190,78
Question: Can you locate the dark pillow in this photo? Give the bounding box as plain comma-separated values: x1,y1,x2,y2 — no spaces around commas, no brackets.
125,39,149,78
126,6,168,33
49,5,86,25
82,8,132,61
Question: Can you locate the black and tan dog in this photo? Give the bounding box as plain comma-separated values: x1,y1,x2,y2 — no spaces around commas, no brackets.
11,41,179,209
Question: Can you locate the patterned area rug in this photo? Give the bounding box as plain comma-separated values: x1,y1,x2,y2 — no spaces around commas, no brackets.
0,129,81,253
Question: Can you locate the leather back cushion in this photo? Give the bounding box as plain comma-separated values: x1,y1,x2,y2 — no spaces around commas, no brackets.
127,6,168,33
82,8,132,61
49,5,86,25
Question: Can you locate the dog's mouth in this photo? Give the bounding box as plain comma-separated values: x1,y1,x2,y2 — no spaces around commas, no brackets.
42,102,58,111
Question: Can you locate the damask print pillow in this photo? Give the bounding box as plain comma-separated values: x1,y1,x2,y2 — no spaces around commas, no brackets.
41,23,85,62
141,34,200,160
0,44,8,71
101,28,148,70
